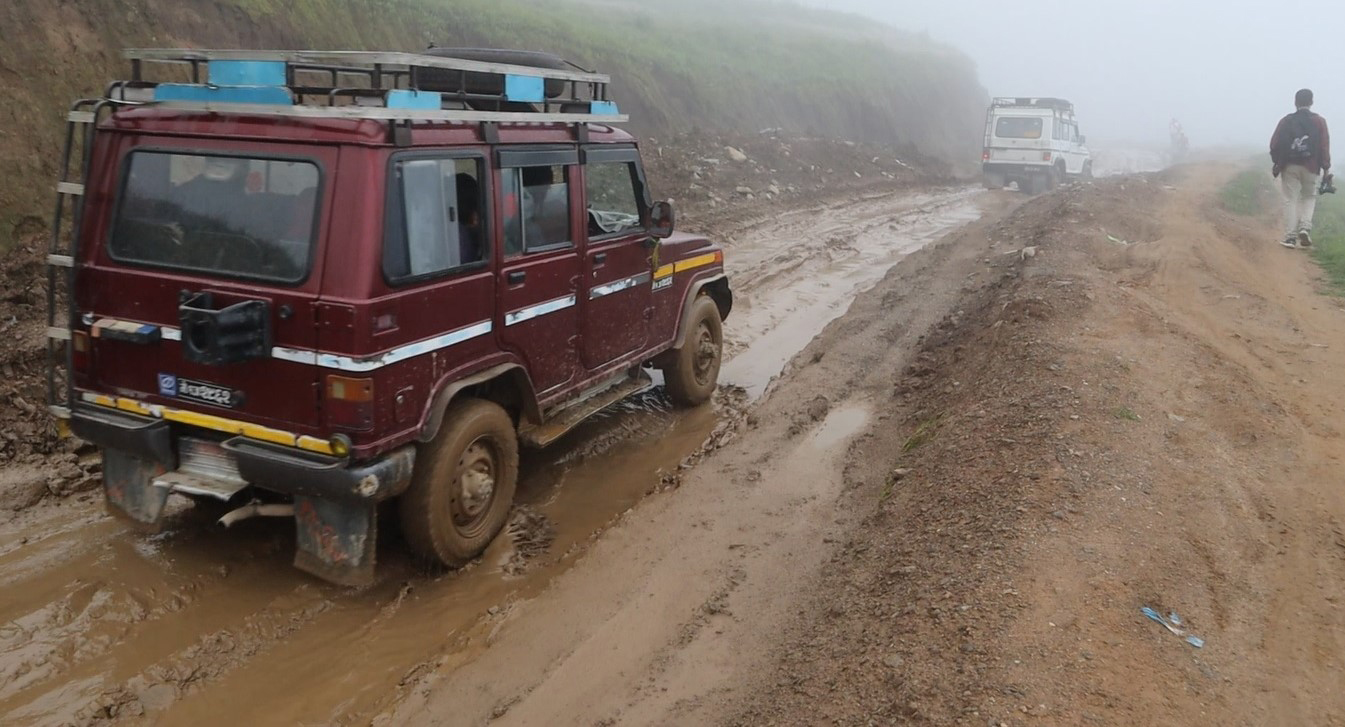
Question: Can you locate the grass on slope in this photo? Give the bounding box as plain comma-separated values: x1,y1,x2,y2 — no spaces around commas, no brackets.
1220,166,1345,294
1219,168,1275,216
1310,190,1345,293
0,0,987,247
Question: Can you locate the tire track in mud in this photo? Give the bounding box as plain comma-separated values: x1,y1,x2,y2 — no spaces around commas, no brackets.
0,186,983,726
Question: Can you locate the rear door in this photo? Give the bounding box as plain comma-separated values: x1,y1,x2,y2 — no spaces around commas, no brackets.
579,145,654,370
496,148,582,395
82,139,331,429
988,114,1050,163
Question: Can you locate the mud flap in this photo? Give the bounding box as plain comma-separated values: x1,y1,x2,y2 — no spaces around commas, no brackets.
103,449,172,532
293,496,377,587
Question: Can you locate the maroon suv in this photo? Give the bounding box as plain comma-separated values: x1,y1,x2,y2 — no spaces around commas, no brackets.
49,48,732,584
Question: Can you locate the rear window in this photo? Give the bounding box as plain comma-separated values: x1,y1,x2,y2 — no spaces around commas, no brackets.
109,151,320,283
995,117,1045,139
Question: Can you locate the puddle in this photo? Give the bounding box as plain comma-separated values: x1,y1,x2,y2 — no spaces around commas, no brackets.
810,404,871,450
0,396,721,726
720,188,982,398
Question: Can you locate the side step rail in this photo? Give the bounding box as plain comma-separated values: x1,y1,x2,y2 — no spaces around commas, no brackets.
518,370,656,448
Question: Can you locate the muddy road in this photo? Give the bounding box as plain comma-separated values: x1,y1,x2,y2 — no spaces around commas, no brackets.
0,186,986,726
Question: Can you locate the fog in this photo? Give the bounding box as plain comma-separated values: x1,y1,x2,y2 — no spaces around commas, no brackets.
806,0,1343,149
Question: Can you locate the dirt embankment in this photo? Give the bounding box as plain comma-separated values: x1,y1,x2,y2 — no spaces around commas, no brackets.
0,0,985,244
731,166,1345,725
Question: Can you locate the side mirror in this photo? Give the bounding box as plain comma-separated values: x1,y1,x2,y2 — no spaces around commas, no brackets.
650,200,676,239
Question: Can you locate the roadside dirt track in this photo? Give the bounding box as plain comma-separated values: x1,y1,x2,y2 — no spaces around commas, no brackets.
731,165,1345,726
0,185,989,726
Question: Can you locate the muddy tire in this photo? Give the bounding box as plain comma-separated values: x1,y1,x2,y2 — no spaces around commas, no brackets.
400,398,519,567
663,295,724,407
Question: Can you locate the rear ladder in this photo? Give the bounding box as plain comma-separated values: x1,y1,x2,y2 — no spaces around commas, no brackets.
46,99,110,420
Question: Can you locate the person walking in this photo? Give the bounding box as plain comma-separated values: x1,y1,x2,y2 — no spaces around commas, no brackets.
1270,88,1331,249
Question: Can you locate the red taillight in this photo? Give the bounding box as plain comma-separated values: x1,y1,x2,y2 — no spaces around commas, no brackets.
982,150,991,161
72,331,90,373
1042,151,1053,161
326,375,374,431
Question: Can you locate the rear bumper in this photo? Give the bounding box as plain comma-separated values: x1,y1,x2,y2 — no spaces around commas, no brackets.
70,405,176,468
983,162,1051,177
71,404,415,504
222,438,415,504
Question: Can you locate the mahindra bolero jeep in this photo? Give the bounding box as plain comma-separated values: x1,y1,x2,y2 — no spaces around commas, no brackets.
47,48,732,585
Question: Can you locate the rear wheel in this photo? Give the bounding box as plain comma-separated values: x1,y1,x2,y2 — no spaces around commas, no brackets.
663,295,724,407
400,398,519,567
983,172,1005,190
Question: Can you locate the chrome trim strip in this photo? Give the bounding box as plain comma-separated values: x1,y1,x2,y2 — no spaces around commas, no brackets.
313,321,494,373
589,272,652,300
505,294,577,327
144,319,492,373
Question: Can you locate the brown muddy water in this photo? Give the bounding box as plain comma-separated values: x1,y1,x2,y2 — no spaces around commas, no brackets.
0,187,981,726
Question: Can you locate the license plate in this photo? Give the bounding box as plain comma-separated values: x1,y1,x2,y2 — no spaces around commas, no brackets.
159,373,244,409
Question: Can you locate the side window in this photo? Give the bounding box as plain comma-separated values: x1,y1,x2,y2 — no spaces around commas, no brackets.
502,165,572,254
585,162,644,238
384,157,487,282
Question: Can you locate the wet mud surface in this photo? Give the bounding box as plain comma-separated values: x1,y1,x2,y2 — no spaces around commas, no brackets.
0,187,984,725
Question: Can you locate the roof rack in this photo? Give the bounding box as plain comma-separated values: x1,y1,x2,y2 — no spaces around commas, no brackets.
108,48,628,125
991,97,1074,114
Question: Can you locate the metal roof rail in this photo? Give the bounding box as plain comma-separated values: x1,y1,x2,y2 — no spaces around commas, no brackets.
113,48,627,125
990,97,1075,113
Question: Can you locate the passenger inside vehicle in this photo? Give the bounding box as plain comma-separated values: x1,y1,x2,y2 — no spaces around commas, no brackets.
455,172,483,264
112,152,318,282
521,165,570,248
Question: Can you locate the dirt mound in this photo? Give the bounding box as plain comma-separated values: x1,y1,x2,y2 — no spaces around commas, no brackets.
643,130,954,236
733,171,1345,725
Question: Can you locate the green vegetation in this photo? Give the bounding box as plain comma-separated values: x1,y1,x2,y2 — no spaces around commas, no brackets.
1220,168,1275,216
1112,406,1141,422
1218,164,1345,295
0,0,988,247
902,415,943,453
1310,191,1345,294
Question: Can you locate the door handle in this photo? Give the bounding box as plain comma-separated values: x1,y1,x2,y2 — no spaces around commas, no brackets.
507,271,526,285
593,253,608,265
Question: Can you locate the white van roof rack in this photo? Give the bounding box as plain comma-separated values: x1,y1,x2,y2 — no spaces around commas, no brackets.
991,97,1074,114
108,48,627,125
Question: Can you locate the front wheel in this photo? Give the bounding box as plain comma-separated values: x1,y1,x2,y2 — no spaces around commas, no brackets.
400,398,519,567
663,295,724,407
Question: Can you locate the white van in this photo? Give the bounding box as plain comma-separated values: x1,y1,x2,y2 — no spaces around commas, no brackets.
982,97,1092,194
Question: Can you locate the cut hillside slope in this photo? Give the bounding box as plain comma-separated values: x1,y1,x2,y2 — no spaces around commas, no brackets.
0,0,986,244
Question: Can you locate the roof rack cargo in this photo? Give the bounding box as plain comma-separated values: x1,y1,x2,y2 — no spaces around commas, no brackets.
106,48,627,125
990,97,1075,114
